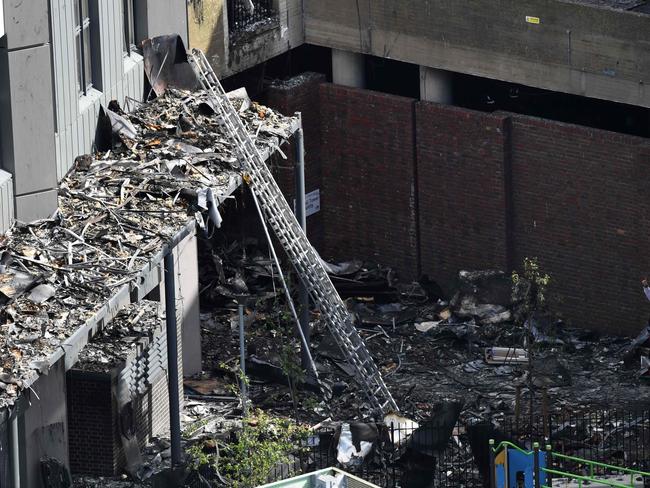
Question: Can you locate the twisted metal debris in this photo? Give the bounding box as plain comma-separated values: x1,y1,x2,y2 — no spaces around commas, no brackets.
0,87,297,410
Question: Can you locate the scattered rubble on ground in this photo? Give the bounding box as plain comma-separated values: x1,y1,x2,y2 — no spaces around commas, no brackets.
117,236,646,486
70,230,650,487
193,240,650,425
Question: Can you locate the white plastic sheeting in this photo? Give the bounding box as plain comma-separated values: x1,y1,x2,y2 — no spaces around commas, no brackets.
336,423,373,466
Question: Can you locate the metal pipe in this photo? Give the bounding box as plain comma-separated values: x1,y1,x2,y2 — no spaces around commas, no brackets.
9,413,20,488
488,439,496,488
164,252,182,467
238,302,248,415
533,442,541,488
294,114,310,371
249,188,319,379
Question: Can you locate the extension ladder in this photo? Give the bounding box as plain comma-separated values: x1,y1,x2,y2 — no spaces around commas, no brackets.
187,49,398,415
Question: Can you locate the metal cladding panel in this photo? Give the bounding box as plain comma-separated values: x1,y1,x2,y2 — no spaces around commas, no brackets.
0,170,14,234
0,1,4,39
98,0,125,92
15,190,58,223
2,0,49,49
144,0,188,46
6,45,57,195
51,0,77,134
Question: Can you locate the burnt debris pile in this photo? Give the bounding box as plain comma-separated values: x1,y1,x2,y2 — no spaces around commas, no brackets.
195,248,650,422
0,87,296,410
181,238,650,486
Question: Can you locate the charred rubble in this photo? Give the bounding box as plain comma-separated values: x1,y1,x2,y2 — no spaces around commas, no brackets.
6,47,646,488
0,86,297,412
159,231,650,487
195,239,650,421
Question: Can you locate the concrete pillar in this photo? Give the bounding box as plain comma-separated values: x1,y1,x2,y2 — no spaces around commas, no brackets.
332,49,366,88
0,0,57,223
174,232,202,377
419,66,453,104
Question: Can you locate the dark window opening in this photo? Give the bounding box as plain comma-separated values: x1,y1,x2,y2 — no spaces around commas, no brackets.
453,72,650,138
74,0,93,95
227,0,275,39
220,44,332,99
289,45,333,83
123,0,136,55
365,55,420,99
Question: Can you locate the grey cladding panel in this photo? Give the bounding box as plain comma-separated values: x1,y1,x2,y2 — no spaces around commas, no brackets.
15,189,57,223
51,0,77,133
144,0,188,46
2,0,50,49
7,45,57,195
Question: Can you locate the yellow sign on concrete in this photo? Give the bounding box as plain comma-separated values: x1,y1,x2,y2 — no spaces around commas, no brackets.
526,16,541,24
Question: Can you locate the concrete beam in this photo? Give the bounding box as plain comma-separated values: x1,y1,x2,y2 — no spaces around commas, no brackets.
175,232,202,377
305,0,650,108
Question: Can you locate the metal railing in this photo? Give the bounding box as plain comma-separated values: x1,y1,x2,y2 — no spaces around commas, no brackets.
294,409,650,488
488,440,650,488
188,408,650,488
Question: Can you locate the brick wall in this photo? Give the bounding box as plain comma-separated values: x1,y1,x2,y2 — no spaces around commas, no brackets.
317,84,419,279
415,102,650,334
68,320,177,476
114,371,171,472
266,72,326,251
263,73,650,335
68,368,173,476
416,103,510,290
509,115,650,335
67,371,115,476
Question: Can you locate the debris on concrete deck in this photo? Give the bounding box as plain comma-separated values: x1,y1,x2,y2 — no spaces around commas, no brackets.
0,87,297,410
75,301,161,373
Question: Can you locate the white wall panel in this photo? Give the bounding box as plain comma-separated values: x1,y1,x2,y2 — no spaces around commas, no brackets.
0,170,14,234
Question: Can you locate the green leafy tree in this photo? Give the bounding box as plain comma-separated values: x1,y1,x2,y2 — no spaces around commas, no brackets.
512,257,551,324
219,410,309,488
511,257,552,430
